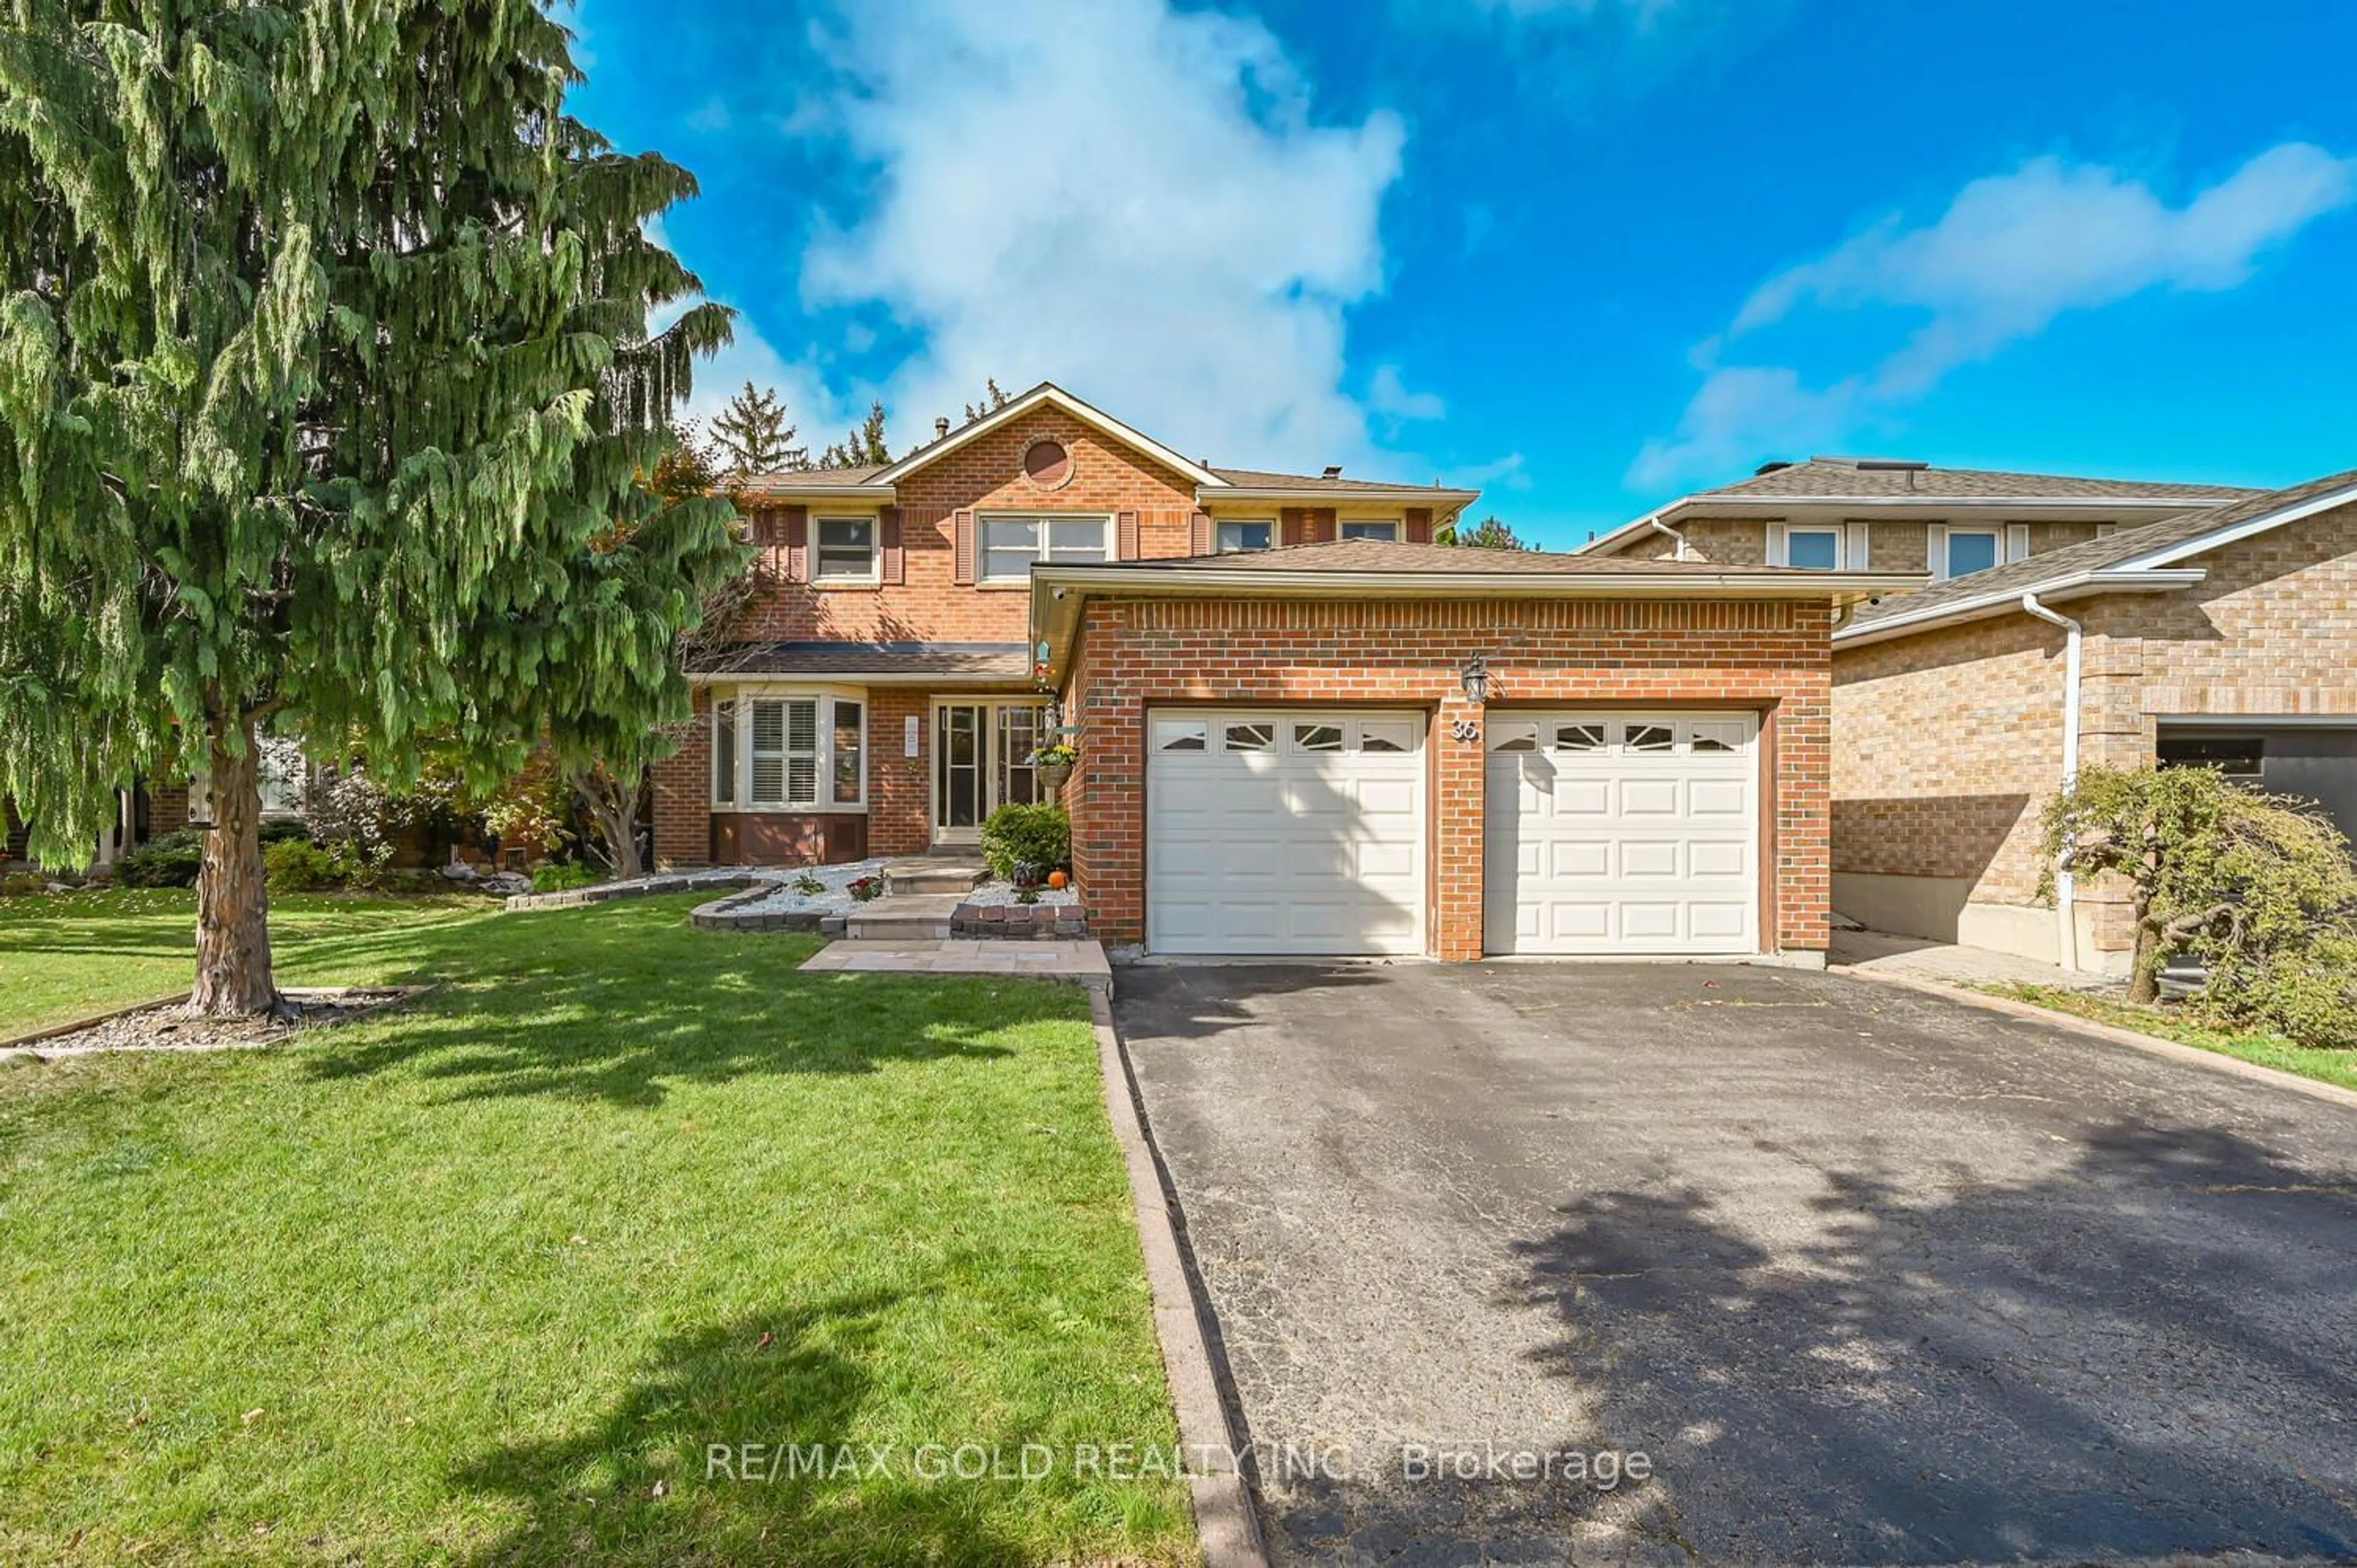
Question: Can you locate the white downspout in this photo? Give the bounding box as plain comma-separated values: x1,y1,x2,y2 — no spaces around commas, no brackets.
1643,514,1690,560
2019,592,2083,971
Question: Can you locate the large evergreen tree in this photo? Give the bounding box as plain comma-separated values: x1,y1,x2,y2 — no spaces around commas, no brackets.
0,1,743,1012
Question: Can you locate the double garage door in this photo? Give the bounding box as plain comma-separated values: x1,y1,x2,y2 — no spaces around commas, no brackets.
1143,707,1760,957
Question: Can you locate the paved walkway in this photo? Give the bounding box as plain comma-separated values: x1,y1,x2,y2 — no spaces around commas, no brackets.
799,938,1112,991
1829,927,2116,991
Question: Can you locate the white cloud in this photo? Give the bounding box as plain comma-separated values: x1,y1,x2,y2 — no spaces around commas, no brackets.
1634,142,2357,489
792,0,1410,471
1369,363,1446,422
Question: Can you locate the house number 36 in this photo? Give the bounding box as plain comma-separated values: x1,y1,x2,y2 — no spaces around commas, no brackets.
1450,718,1480,744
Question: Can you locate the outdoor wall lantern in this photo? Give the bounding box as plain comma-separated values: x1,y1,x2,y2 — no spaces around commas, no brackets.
1459,652,1492,706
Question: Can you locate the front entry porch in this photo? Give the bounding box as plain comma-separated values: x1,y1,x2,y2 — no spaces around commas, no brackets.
931,699,1053,846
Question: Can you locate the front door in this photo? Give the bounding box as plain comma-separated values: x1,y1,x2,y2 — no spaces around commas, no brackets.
935,701,1050,843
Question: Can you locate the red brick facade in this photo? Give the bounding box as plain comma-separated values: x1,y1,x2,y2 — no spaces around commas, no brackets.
1062,595,1835,960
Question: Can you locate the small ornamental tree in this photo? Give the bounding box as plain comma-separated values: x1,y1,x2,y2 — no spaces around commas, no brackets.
0,2,740,1012
2041,764,2357,1021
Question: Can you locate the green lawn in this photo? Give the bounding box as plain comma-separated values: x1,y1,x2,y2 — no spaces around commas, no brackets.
0,892,1191,1564
0,886,495,1038
1990,982,2357,1093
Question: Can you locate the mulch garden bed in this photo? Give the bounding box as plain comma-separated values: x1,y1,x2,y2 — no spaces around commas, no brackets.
2,987,426,1060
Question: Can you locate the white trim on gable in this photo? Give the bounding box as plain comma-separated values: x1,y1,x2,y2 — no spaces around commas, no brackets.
869,382,1225,490
2107,482,2357,572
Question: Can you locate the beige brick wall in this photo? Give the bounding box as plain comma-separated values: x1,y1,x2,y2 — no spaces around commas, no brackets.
1833,615,2069,903
1615,515,2104,571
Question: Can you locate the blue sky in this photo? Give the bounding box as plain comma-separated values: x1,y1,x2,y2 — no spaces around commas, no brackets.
568,0,2357,549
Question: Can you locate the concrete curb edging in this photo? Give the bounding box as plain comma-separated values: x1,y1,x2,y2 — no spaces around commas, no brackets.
1840,966,2357,1113
0,992,193,1054
1088,990,1269,1568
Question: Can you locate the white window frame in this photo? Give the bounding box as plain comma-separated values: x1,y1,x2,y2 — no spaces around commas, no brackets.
1932,524,2003,581
1339,518,1401,543
1217,517,1276,553
710,686,867,811
813,516,879,584
980,512,1112,582
1771,522,1844,570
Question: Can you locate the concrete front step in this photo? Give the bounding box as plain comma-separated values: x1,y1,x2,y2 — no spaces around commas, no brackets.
846,892,966,941
881,855,989,897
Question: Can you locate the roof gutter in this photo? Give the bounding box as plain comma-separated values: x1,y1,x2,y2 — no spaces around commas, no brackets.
1833,568,2205,647
1196,486,1482,508
2018,592,2084,973
729,484,898,504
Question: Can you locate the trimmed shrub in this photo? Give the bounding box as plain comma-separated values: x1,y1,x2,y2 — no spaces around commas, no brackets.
115,830,204,888
980,803,1069,882
530,861,600,894
265,838,344,893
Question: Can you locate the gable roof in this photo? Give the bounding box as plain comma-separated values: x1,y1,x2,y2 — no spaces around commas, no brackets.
870,381,1224,488
1703,458,2259,503
1837,466,2357,646
721,385,1474,511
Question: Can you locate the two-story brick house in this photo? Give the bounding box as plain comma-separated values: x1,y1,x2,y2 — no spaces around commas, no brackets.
654,384,1909,963
651,382,1484,870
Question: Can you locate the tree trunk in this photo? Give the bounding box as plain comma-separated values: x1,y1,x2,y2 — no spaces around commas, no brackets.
191,722,277,1016
576,765,646,881
2127,913,2164,1005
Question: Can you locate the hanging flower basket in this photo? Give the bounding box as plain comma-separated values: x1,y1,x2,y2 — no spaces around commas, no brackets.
1031,742,1077,792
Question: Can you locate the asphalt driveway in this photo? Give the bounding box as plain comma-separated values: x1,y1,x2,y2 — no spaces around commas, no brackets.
1115,960,2357,1566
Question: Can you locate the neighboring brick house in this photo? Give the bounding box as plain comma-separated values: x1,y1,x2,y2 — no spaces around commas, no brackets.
1826,469,2357,972
1579,455,2258,577
662,382,1906,962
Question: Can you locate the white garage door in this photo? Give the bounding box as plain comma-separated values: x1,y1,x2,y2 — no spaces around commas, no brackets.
1484,712,1759,956
1148,710,1426,956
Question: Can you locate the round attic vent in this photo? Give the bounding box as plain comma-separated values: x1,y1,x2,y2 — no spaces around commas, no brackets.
1022,438,1074,489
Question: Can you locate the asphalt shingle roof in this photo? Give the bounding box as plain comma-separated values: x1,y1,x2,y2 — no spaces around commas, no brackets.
1706,458,2259,503
1844,466,2357,631
688,641,1031,680
1078,538,1835,576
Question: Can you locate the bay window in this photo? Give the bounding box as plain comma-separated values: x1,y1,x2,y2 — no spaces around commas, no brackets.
711,689,865,809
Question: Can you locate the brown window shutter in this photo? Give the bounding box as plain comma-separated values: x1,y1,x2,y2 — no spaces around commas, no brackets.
1188,510,1212,556
1280,507,1306,546
953,509,977,584
880,507,905,585
1311,508,1337,543
781,505,809,581
1116,510,1140,560
1405,506,1433,544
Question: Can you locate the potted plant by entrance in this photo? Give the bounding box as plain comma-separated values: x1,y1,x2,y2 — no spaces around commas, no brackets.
1029,741,1077,792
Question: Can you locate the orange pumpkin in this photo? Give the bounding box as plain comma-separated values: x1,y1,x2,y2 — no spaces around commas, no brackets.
1047,870,1068,890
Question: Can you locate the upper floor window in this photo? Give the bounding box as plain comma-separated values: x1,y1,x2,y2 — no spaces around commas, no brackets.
1340,519,1401,542
1780,526,1841,570
1218,519,1274,553
982,515,1109,582
814,517,877,582
1942,528,2000,579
